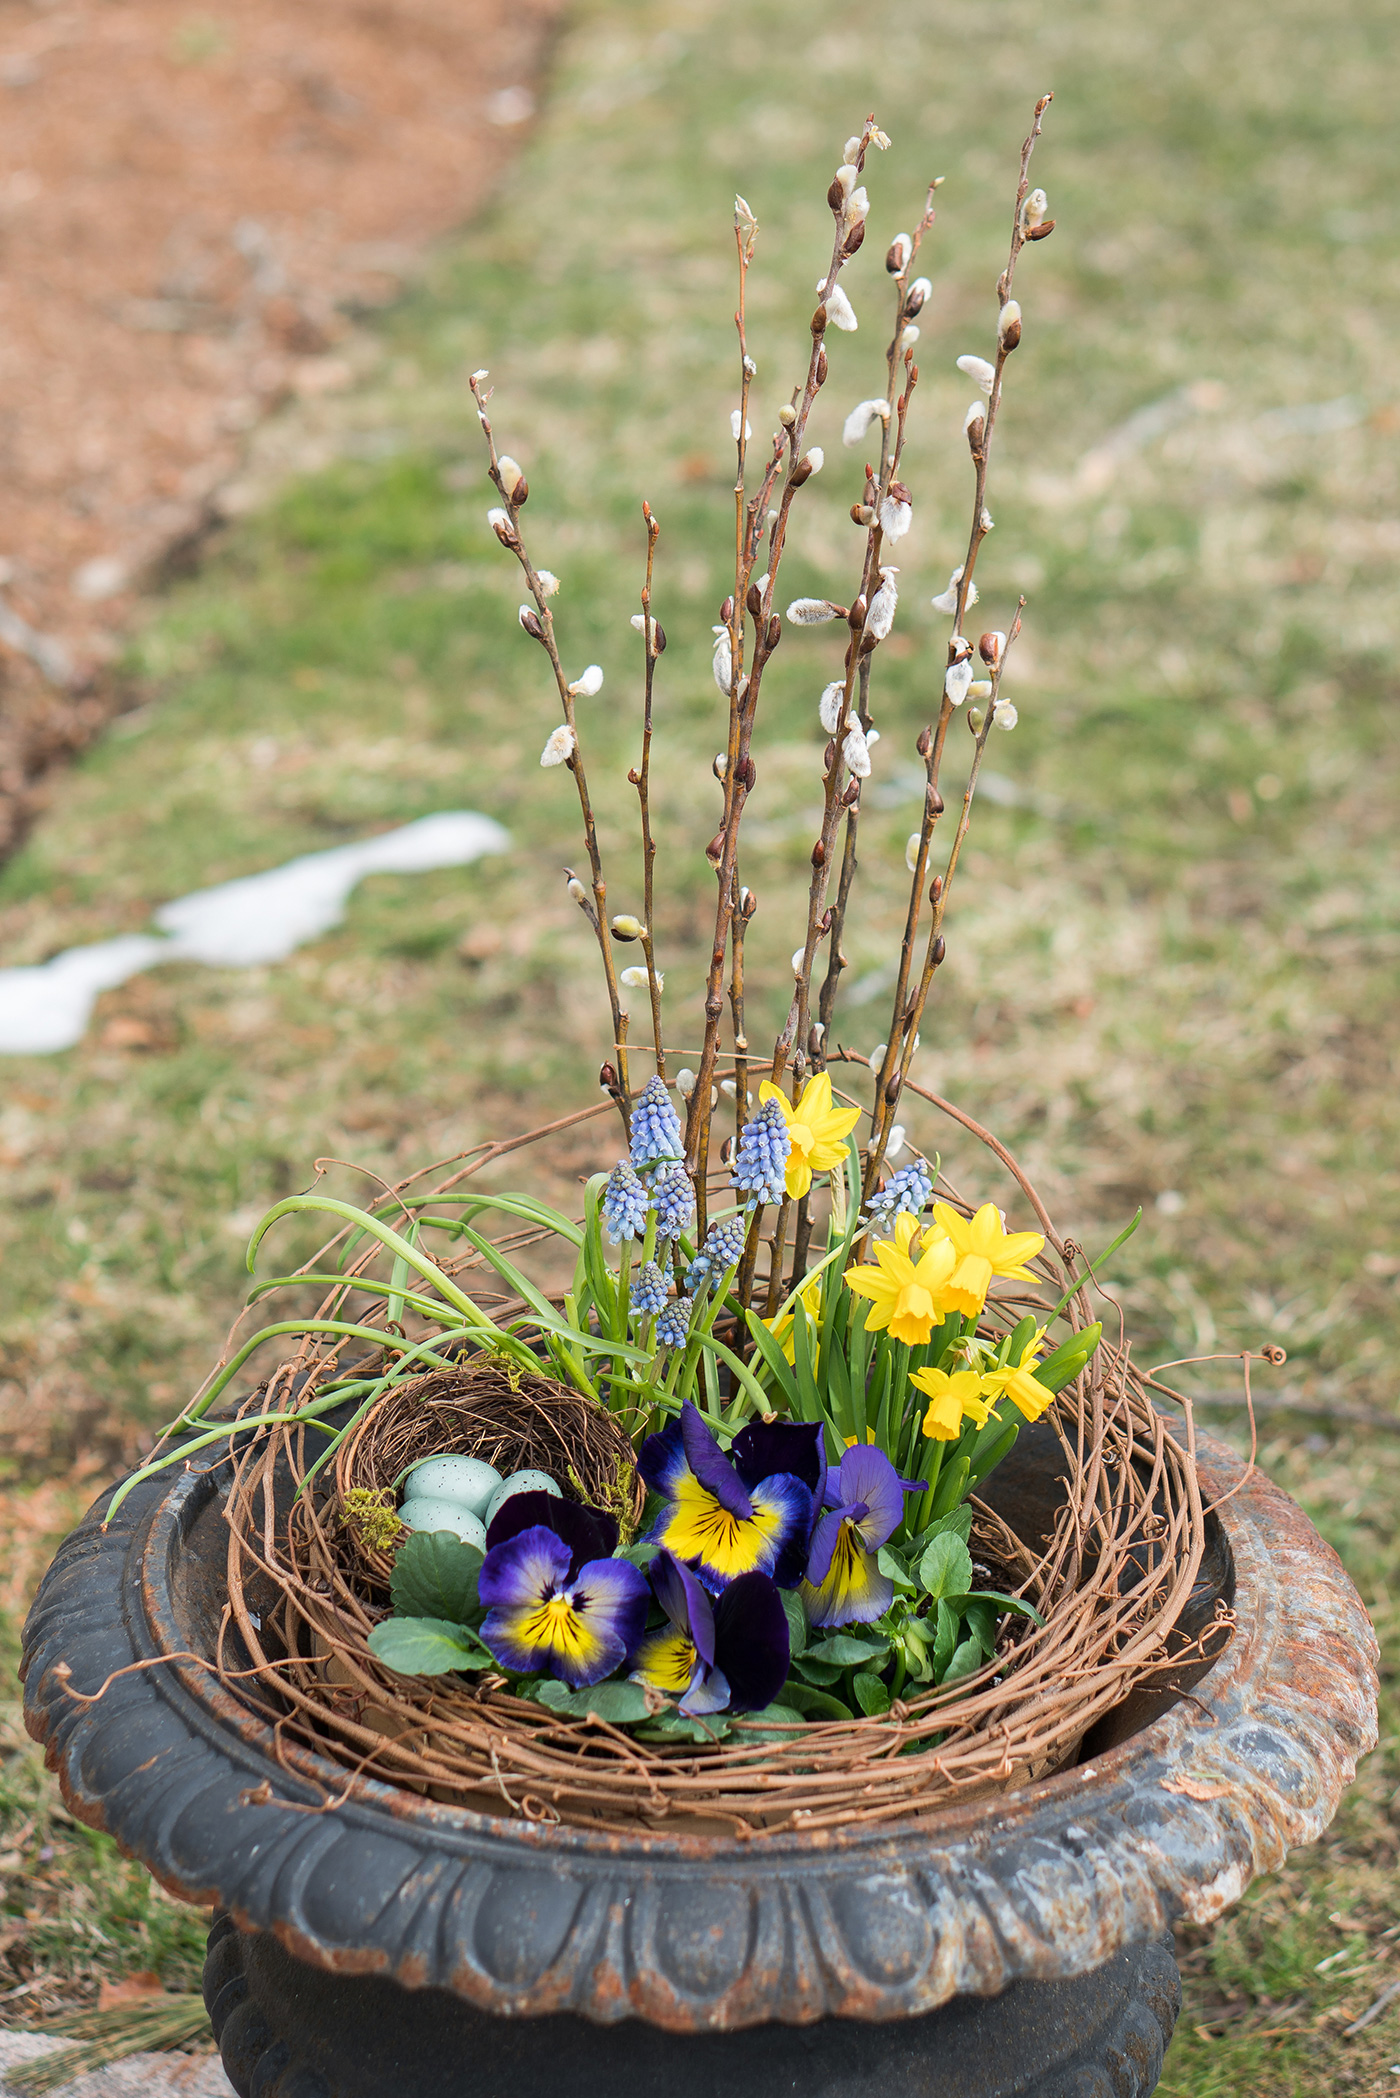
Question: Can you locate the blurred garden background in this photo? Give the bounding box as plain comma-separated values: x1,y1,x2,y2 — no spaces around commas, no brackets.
1,0,1396,2091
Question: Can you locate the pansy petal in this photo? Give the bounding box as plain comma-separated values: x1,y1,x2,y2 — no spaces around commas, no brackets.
656,1469,811,1590
680,1402,754,1519
572,1556,651,1661
478,1526,572,1610
804,1507,847,1589
837,1444,907,1548
636,1419,688,1498
485,1492,618,1575
730,1418,825,1498
633,1629,698,1695
712,1571,792,1712
800,1521,894,1629
648,1549,716,1669
679,1663,732,1717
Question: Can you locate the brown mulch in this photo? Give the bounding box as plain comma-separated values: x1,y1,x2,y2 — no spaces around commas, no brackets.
0,0,563,859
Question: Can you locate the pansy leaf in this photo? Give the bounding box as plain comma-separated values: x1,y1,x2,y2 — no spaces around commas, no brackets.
942,1634,986,1684
640,1710,733,1744
390,1532,485,1625
914,1504,973,1549
367,1617,490,1677
533,1679,654,1724
779,1590,808,1659
792,1655,843,1687
806,1631,891,1666
852,1671,891,1717
876,1545,915,1592
958,1598,1000,1656
780,1681,854,1721
731,1703,807,1737
963,1588,1045,1627
619,1541,660,1568
919,1533,974,1602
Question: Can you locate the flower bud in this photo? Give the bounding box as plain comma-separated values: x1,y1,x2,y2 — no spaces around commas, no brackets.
869,1043,886,1070
734,194,757,232
964,402,986,448
966,706,984,734
978,630,1005,666
992,702,1019,730
676,1067,697,1098
949,632,974,662
620,965,661,989
842,218,866,257
1021,188,1048,230
956,354,996,396
497,455,524,497
792,947,807,976
968,679,992,699
536,569,560,596
706,832,725,867
900,325,920,352
778,402,797,427
998,300,1022,350
905,833,922,872
568,664,604,697
851,502,874,526
788,597,840,626
713,752,728,781
1025,218,1056,241
842,136,862,165
730,408,753,442
487,507,514,542
540,725,575,767
886,232,912,273
819,681,846,733
519,606,544,639
743,354,756,379
611,914,646,941
833,162,858,199
566,873,588,904
470,368,489,386
820,282,859,332
945,659,973,706
843,724,872,778
906,276,931,313
816,346,827,385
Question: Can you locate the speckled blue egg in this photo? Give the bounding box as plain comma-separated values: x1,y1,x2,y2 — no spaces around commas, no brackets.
403,1455,502,1518
397,1499,488,1549
484,1469,562,1526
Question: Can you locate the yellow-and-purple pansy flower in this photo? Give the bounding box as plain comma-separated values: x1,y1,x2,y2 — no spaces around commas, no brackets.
800,1444,922,1629
632,1550,791,1716
478,1521,648,1689
637,1402,821,1592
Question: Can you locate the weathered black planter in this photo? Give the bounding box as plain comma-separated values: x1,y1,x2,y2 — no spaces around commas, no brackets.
22,1426,1376,2098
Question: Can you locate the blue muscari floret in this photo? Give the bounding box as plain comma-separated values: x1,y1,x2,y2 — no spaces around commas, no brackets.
650,1159,696,1242
630,1077,684,1172
730,1097,790,1208
632,1261,669,1317
655,1295,694,1348
602,1160,650,1244
865,1159,934,1234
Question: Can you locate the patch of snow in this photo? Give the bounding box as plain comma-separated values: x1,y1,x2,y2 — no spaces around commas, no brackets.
0,811,508,1054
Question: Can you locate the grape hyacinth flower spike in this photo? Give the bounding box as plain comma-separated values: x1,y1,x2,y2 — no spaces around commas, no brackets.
630,1076,684,1172
654,1295,693,1349
730,1095,790,1208
632,1261,669,1318
601,1159,650,1244
632,1550,791,1716
649,1159,696,1243
866,1158,934,1235
800,1444,922,1629
687,1212,748,1293
637,1401,823,1591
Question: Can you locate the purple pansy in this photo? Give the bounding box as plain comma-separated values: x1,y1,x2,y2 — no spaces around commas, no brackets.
800,1443,921,1628
478,1524,648,1688
632,1550,791,1716
637,1401,820,1592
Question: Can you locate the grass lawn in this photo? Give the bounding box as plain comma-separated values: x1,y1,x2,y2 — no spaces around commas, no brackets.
1,0,1396,2083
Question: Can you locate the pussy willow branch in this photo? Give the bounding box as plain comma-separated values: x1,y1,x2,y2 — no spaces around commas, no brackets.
862,93,1052,1202
684,115,883,1205
469,372,631,1132
816,188,938,1059
633,501,666,1081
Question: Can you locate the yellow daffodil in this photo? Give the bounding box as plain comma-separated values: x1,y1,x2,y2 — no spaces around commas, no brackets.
767,1275,823,1368
909,1364,997,1442
930,1201,1045,1318
758,1072,862,1201
980,1330,1056,1422
843,1212,957,1346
